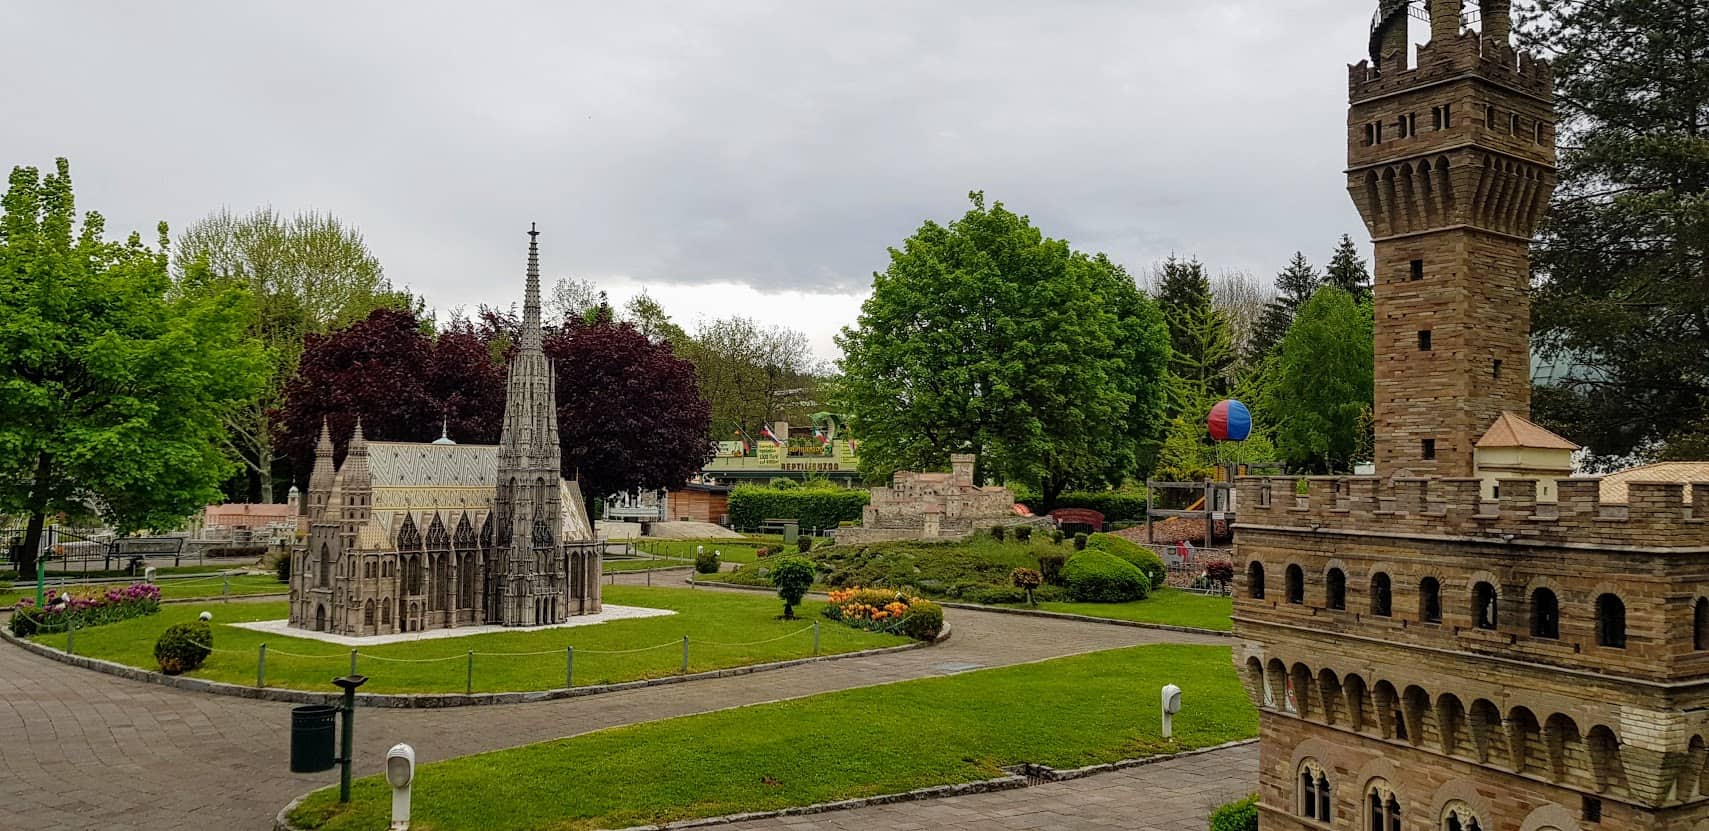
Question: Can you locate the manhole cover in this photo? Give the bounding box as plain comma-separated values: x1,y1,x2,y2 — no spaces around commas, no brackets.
932,661,985,674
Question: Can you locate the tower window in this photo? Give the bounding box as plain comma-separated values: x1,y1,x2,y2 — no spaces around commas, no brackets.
1420,577,1442,623
1432,106,1443,130
1422,438,1437,460
1286,564,1304,605
1486,104,1498,128
1327,568,1347,610
1511,113,1522,135
1597,593,1627,648
1371,572,1393,617
1493,359,1503,379
1531,588,1560,639
1408,113,1417,137
1410,259,1424,281
1474,581,1498,629
1442,103,1451,128
1375,121,1384,143
1418,330,1433,351
1535,122,1546,144
1583,795,1602,823
1365,123,1377,146
1397,115,1409,138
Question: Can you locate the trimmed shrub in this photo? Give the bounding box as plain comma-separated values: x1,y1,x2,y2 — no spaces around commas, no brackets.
1205,560,1235,585
899,599,944,640
728,485,869,530
770,556,817,619
1072,532,1089,551
275,552,292,583
1086,533,1167,589
1011,485,1150,522
1011,567,1042,606
796,536,812,553
1062,550,1150,603
768,477,801,490
1037,553,1067,586
205,545,268,559
1208,795,1258,831
968,585,1028,605
990,525,1006,541
694,549,721,574
1051,529,1065,545
1013,526,1032,542
154,620,213,675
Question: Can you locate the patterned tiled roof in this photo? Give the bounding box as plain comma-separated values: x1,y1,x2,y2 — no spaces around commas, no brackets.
1475,411,1580,450
345,440,595,544
1598,462,1709,504
367,442,498,488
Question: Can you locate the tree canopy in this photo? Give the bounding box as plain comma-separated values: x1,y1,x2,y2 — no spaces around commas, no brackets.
1249,252,1322,362
1323,234,1371,303
1262,287,1373,473
0,159,267,574
837,192,1170,507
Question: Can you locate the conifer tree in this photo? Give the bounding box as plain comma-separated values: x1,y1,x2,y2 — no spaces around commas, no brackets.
1248,252,1321,361
1323,234,1371,304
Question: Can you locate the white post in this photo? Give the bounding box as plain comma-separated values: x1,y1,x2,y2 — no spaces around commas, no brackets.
386,742,415,830
1161,684,1182,740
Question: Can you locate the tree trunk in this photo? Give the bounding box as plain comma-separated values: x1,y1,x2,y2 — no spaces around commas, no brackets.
256,413,274,502
18,453,52,578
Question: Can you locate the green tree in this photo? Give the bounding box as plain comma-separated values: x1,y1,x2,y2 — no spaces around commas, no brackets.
1518,0,1709,466
0,159,268,576
838,193,1170,507
680,316,821,441
770,555,816,619
1153,256,1233,422
1323,234,1371,304
622,289,687,346
1249,252,1321,361
173,207,402,502
1264,287,1373,473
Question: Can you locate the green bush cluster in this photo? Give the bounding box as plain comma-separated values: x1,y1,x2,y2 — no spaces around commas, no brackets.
728,485,869,530
154,620,213,675
1062,550,1150,603
205,545,269,559
1036,553,1066,585
1011,485,1150,521
1013,526,1032,542
898,599,944,640
1072,532,1089,551
1209,795,1258,831
694,549,721,574
274,552,292,583
1086,533,1167,589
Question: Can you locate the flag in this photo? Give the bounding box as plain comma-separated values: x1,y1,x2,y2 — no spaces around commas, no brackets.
760,424,782,446
812,427,829,446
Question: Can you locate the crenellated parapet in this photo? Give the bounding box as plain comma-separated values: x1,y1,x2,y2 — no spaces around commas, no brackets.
1350,32,1552,103
1237,476,1709,549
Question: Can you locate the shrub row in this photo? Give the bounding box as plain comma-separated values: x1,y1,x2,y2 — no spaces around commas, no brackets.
727,485,869,530
822,587,944,641
9,583,162,637
204,545,269,559
1209,795,1258,831
1010,486,1150,522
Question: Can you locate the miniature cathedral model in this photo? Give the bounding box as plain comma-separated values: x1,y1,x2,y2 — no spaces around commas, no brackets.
288,226,602,635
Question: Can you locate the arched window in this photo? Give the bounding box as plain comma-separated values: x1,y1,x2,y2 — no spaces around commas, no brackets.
1365,780,1400,831
1443,801,1484,831
1298,759,1331,821
1530,588,1559,639
1597,593,1627,648
1419,577,1442,623
1327,568,1347,611
363,599,376,627
1248,562,1266,599
381,598,392,624
1286,565,1305,605
1371,573,1392,617
318,543,331,589
1695,597,1708,651
1473,582,1498,630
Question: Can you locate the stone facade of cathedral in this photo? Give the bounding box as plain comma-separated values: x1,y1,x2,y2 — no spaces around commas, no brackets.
1237,3,1709,830
288,227,602,635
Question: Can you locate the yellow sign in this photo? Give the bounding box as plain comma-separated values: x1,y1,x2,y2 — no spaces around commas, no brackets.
756,444,782,466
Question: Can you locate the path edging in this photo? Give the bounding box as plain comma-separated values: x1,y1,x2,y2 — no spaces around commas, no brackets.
272,739,1257,831
0,623,943,709
691,577,1230,637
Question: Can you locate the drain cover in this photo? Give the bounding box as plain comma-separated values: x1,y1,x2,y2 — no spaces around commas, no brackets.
932,661,985,674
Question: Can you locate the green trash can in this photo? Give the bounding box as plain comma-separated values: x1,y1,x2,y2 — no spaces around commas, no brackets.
290,704,338,773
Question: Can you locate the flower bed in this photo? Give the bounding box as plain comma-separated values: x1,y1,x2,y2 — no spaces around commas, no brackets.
8,583,162,637
823,587,943,641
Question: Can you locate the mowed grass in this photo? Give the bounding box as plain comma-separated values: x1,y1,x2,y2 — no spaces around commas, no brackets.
289,643,1253,831
1023,589,1232,631
633,538,774,565
1,573,285,607
28,585,906,694
601,556,693,572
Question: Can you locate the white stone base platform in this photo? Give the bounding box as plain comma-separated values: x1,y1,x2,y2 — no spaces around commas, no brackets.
230,604,675,646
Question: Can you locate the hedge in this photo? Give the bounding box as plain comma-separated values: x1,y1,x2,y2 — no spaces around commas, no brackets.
1209,795,1258,831
728,485,869,530
1010,486,1150,522
1086,533,1166,589
1062,550,1150,603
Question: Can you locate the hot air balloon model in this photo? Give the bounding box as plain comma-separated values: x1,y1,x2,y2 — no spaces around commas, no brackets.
1207,399,1252,442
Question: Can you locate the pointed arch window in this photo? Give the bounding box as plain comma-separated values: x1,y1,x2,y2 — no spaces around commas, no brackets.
1299,759,1331,821
318,543,331,589
1365,780,1401,831
1442,801,1483,831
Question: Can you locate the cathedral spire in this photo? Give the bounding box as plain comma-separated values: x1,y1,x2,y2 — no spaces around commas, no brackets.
522,222,542,350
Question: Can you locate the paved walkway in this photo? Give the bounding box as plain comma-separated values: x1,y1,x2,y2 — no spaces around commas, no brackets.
0,571,1234,830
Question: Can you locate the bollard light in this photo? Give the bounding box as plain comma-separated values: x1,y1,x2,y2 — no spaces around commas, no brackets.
1161,683,1183,740
386,742,416,830
199,611,213,621
144,566,157,584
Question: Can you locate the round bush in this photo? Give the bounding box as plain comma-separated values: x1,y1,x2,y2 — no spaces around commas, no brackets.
1013,526,1032,542
990,525,1006,541
155,620,213,675
899,599,944,641
796,536,812,553
274,552,292,583
1051,529,1065,545
1062,550,1150,603
1036,553,1067,586
1086,533,1167,589
694,549,722,574
1209,795,1258,831
1072,532,1089,551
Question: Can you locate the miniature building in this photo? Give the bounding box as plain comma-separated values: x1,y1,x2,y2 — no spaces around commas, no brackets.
1236,4,1709,829
1472,411,1578,501
287,226,602,635
840,454,1018,543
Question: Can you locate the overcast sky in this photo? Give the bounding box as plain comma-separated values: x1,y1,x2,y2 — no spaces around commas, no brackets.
5,1,1385,360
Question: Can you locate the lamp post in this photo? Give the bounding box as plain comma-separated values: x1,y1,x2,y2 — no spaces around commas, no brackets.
386,742,416,830
333,674,368,803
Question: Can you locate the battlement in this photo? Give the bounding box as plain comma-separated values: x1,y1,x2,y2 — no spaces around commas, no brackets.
1350,31,1552,103
1236,475,1709,549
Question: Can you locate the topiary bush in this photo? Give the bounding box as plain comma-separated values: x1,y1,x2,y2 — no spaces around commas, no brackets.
1205,560,1235,586
1051,529,1065,545
1062,550,1150,603
796,536,813,553
275,552,292,583
899,598,943,641
728,485,869,530
1086,533,1167,589
1036,553,1067,586
1208,795,1258,831
1010,567,1042,606
990,525,1006,541
770,556,817,619
1013,526,1032,542
154,620,213,675
694,549,721,574
1072,532,1089,551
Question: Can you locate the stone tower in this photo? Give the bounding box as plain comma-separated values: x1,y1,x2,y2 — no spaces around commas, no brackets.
1233,4,1709,830
1349,0,1555,477
492,224,568,626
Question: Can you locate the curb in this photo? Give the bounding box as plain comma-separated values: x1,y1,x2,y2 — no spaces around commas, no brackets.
273,738,1257,831
0,625,941,709
691,579,1230,637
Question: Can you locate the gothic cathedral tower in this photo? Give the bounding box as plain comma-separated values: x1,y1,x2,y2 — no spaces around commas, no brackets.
1349,0,1555,477
493,224,568,626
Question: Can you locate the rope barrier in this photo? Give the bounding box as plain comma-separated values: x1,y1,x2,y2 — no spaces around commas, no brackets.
694,625,814,647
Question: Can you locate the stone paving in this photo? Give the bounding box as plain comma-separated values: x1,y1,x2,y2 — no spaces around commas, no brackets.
0,570,1238,830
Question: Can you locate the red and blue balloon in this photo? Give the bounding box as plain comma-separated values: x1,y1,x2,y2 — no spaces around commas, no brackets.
1207,399,1252,442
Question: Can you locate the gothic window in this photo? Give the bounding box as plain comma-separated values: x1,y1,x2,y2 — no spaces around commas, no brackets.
1474,582,1498,629
364,599,375,627
1442,801,1483,831
381,598,392,624
1420,577,1442,623
426,515,450,550
1371,572,1392,617
1597,593,1627,648
1298,759,1331,821
318,543,331,589
1694,598,1708,650
1247,562,1266,599
1531,588,1560,639
1327,568,1347,610
1535,121,1547,144
1486,104,1498,128
396,515,421,550
1286,564,1305,605
1366,780,1401,831
1509,113,1521,135
454,515,476,549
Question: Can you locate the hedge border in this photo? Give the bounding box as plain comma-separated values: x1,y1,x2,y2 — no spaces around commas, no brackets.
0,619,942,709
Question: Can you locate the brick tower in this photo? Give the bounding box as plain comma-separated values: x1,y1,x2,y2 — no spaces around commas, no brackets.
1235,3,1709,830
1349,0,1555,477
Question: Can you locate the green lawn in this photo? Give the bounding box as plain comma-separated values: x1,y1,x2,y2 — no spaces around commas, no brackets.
2,573,285,607
28,585,905,694
289,643,1253,831
601,556,693,572
630,538,778,565
1019,589,1233,632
